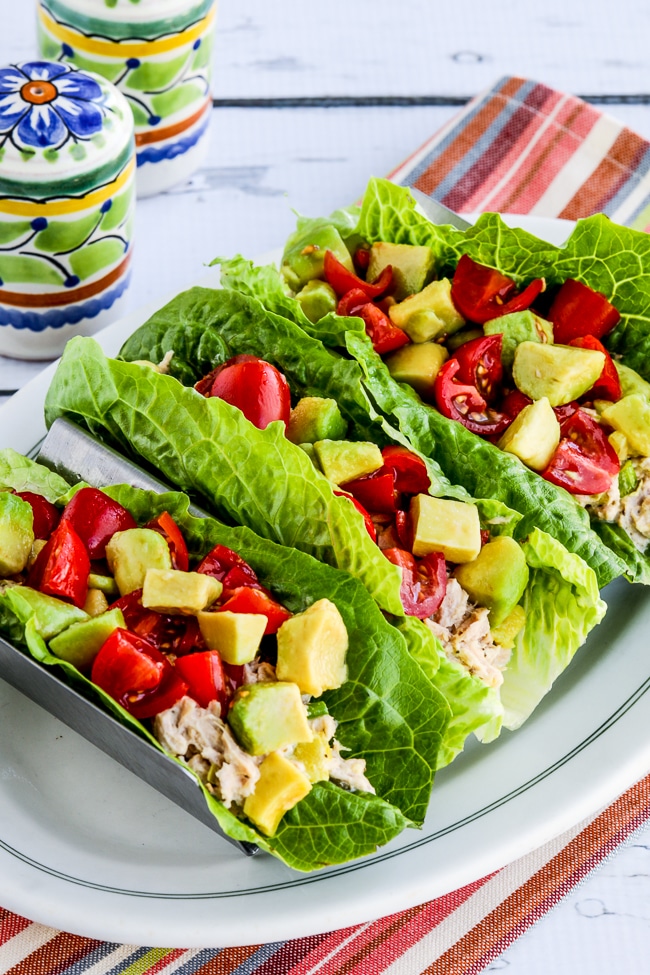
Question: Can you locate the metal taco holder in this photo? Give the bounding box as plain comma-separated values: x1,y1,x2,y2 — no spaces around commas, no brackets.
0,417,258,856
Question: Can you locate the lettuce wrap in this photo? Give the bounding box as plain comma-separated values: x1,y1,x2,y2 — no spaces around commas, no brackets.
216,178,650,587
0,450,452,871
62,284,608,736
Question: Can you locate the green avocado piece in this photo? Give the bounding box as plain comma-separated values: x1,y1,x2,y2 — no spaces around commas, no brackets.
2,584,89,640
281,225,354,292
484,310,554,370
228,681,313,756
276,597,348,697
615,362,650,402
410,494,482,563
313,439,383,486
512,342,605,406
287,397,348,445
294,280,338,323
0,492,34,576
105,527,172,596
453,536,529,627
87,571,119,598
389,278,465,343
497,397,561,471
49,607,125,672
367,241,436,301
601,395,650,456
384,341,448,399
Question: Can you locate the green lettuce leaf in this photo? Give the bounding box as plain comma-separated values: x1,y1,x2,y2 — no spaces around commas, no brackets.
44,336,404,617
0,467,453,870
0,448,71,502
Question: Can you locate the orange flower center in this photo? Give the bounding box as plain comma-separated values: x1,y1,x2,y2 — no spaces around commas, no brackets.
21,80,58,105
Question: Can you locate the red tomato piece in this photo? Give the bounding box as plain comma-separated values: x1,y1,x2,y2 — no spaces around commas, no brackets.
344,468,398,514
357,302,411,355
323,249,393,299
333,490,377,543
542,409,620,495
353,247,371,273
27,520,90,608
568,335,622,402
144,511,189,571
219,586,292,635
109,590,205,657
452,334,504,403
195,355,291,431
336,288,370,318
60,487,136,560
381,446,431,495
434,358,511,436
16,491,60,540
196,544,260,590
501,389,533,419
394,510,413,551
383,548,447,618
91,628,188,720
451,255,545,324
174,650,229,710
547,279,620,344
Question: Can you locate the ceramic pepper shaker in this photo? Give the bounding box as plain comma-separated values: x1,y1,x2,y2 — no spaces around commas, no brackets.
0,59,135,360
37,0,217,197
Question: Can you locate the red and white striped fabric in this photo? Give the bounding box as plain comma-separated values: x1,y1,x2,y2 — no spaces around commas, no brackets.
3,75,650,974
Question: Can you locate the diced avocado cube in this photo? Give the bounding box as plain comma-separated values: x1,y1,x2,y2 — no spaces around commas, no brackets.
295,280,338,323
49,607,125,671
497,397,561,471
87,572,119,598
281,225,353,292
276,598,348,697
313,439,383,486
142,568,222,615
601,395,650,457
609,431,628,463
197,610,266,665
298,442,320,468
243,751,312,836
83,588,109,617
367,241,436,301
384,341,448,398
453,536,529,626
294,733,332,783
484,310,554,370
287,397,348,445
615,362,650,402
0,492,34,576
446,327,484,352
228,681,313,756
3,585,88,640
389,278,465,343
106,528,172,596
512,342,605,406
410,495,482,563
490,604,526,649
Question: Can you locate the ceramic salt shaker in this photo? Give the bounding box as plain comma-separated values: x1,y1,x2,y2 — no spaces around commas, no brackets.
37,0,217,197
0,59,135,360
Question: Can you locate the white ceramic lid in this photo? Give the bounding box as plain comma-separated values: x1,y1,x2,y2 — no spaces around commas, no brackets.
0,60,134,185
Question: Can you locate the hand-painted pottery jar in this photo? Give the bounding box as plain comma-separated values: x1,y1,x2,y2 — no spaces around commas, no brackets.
0,60,135,360
37,0,217,197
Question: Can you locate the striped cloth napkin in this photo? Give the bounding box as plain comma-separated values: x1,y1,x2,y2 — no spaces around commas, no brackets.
3,75,650,975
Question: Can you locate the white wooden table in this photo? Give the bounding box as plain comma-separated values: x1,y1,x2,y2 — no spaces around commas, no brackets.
1,2,650,970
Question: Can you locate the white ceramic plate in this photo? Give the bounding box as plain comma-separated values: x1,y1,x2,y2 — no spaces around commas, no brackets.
1,216,649,949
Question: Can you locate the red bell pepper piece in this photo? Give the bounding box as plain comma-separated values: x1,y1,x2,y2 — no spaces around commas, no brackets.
60,487,136,560
452,334,504,403
16,491,60,540
434,358,511,437
144,511,190,571
384,548,447,619
323,249,393,299
333,490,377,543
174,650,229,710
568,335,622,402
27,519,90,608
91,627,188,720
542,409,620,495
547,279,620,344
451,255,545,324
195,354,291,431
381,446,431,495
219,586,292,635
344,468,398,514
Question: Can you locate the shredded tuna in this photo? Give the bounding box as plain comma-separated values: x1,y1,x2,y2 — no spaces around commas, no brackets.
153,696,260,808
582,457,650,553
426,585,510,688
243,659,277,684
329,741,375,794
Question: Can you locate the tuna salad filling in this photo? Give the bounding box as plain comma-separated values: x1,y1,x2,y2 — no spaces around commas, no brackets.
580,457,650,553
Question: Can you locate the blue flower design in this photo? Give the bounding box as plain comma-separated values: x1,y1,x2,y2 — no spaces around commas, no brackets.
0,61,106,152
